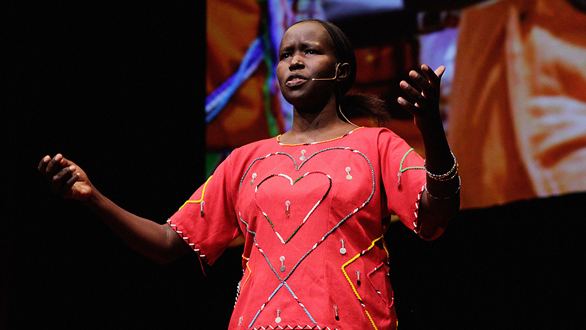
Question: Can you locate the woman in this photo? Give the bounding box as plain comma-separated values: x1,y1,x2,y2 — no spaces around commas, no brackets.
38,19,459,330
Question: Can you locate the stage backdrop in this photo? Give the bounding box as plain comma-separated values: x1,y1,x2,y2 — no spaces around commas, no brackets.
205,0,586,210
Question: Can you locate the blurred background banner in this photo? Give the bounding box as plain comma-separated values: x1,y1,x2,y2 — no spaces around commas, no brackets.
449,0,586,208
205,0,586,209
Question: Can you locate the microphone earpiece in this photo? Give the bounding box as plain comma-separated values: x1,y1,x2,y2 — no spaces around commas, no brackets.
311,63,342,81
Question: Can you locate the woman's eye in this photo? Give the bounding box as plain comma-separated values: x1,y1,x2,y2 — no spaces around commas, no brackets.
305,49,316,55
280,52,290,59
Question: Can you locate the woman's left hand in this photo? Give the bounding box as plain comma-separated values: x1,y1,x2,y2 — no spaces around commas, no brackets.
397,64,445,132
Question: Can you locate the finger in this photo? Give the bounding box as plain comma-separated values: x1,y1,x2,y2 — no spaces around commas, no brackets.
421,64,445,87
397,96,419,114
45,154,64,177
52,165,75,188
408,70,433,97
420,64,438,86
38,155,51,172
65,172,79,189
55,166,81,195
399,80,426,105
53,165,75,181
434,65,446,79
58,155,74,168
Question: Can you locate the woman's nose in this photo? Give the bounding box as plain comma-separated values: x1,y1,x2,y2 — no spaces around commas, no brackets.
289,54,304,69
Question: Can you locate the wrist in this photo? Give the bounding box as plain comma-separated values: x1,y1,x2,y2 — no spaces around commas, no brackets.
415,108,442,128
425,175,461,200
425,151,458,181
418,118,448,148
82,186,104,208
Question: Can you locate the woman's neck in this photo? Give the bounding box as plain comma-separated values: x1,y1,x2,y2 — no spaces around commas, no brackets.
291,103,339,130
282,102,357,144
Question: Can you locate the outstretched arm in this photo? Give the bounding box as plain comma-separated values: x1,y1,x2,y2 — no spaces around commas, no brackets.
397,64,460,240
38,153,191,263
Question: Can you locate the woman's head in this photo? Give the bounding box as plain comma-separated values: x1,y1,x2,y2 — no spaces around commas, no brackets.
276,19,356,109
276,19,388,123
305,19,357,96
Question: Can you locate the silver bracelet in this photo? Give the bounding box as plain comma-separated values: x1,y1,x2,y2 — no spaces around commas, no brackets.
425,151,458,182
425,175,461,200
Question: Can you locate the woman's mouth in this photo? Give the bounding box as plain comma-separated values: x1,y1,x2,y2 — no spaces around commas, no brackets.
285,76,308,87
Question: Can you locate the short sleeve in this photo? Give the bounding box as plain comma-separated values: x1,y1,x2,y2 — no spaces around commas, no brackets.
167,154,241,265
378,129,426,232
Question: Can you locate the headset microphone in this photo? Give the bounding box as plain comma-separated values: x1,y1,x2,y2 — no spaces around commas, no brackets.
311,63,341,81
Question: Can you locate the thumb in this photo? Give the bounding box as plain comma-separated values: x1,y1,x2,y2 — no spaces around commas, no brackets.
435,65,446,79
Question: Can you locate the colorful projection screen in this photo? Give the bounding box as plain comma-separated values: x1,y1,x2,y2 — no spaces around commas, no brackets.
205,0,586,210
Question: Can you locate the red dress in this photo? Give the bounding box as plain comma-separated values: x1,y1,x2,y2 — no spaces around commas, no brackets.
168,127,427,330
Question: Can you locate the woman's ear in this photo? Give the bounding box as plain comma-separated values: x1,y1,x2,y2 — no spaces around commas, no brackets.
336,62,351,81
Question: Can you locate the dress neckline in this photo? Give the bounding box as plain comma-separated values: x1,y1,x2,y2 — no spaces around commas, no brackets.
275,126,363,146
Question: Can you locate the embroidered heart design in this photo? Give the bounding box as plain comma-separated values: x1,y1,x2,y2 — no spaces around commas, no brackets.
238,147,377,326
254,171,332,244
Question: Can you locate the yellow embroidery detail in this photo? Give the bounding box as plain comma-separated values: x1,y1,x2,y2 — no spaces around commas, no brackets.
242,261,253,288
276,127,363,146
341,235,386,330
179,175,213,210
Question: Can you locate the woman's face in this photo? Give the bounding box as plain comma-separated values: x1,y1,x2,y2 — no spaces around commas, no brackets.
276,21,338,109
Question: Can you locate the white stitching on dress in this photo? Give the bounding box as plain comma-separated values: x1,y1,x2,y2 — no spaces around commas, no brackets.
252,326,336,330
412,184,426,234
166,219,208,261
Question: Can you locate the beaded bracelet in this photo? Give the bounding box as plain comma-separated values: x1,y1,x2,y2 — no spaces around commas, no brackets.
424,175,461,200
425,151,458,182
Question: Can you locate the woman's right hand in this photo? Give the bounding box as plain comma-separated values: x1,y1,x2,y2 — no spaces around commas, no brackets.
38,154,94,201
37,154,190,264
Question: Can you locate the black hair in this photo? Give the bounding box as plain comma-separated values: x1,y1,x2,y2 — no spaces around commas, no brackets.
288,19,390,124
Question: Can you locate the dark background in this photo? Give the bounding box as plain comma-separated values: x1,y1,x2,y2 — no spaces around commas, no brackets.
3,1,585,329
4,1,239,328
